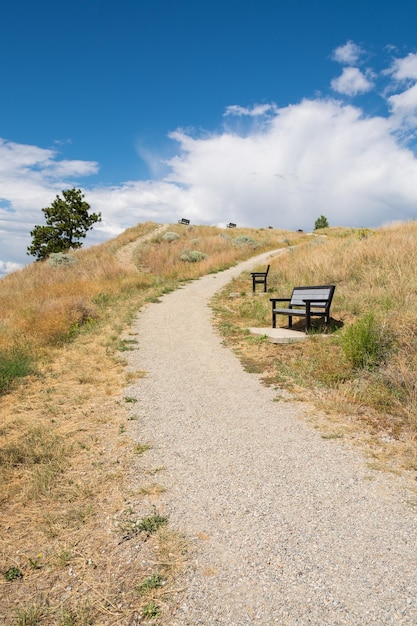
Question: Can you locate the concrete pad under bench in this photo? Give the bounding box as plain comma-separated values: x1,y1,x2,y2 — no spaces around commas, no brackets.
248,327,308,344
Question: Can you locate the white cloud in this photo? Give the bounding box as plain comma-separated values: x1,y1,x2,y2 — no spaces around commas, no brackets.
388,83,417,125
0,260,21,276
0,139,99,275
331,67,374,96
385,53,417,132
2,47,417,277
224,104,278,117
332,41,363,65
389,52,417,81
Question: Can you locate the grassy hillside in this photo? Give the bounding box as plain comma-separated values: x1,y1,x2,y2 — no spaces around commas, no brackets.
0,222,296,625
213,221,417,476
2,219,417,623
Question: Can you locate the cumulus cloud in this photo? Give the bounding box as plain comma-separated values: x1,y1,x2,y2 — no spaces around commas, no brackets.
385,53,417,132
332,41,363,65
388,52,417,81
331,67,374,96
0,139,99,275
2,44,417,277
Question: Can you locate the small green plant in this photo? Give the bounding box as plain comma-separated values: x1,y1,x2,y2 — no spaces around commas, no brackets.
28,554,43,570
55,549,73,567
4,566,23,581
124,396,138,403
136,572,165,595
116,508,167,539
142,601,161,619
134,443,152,455
341,313,394,370
118,338,138,352
138,513,168,534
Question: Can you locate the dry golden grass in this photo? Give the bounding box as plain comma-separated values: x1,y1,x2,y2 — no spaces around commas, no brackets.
0,221,286,624
213,222,417,476
5,219,417,621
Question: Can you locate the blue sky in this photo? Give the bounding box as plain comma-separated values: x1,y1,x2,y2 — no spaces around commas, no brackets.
2,0,417,275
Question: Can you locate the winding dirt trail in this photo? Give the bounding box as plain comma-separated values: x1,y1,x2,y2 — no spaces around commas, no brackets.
125,251,417,625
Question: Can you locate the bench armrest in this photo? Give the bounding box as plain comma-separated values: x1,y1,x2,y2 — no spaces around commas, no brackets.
302,298,328,304
270,298,290,305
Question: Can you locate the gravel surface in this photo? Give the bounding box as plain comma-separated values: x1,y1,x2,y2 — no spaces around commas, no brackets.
125,251,417,625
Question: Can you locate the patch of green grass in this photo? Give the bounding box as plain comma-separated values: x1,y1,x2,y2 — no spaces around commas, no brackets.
142,601,161,619
0,345,35,395
136,572,165,595
15,603,46,626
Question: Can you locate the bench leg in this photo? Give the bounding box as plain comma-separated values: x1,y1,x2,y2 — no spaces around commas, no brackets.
288,315,292,328
305,303,311,332
272,311,276,328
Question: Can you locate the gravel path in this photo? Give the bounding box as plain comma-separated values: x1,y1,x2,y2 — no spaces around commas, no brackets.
125,251,417,625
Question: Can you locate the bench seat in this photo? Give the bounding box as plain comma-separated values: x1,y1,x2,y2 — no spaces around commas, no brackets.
270,285,335,332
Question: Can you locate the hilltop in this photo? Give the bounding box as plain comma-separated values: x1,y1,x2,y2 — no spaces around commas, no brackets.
1,220,417,623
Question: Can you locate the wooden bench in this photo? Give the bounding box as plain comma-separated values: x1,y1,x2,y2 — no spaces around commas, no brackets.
250,265,270,293
178,218,190,225
270,285,335,332
227,222,237,228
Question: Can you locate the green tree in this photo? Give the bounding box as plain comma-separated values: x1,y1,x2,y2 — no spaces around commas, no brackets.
314,215,329,230
27,189,101,260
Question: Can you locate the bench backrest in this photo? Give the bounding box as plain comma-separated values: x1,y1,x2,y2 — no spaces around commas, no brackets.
290,285,335,309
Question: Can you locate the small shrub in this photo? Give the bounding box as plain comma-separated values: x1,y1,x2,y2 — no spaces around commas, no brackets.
162,232,180,242
341,313,394,370
180,250,207,262
233,236,258,248
138,513,168,534
47,252,78,267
